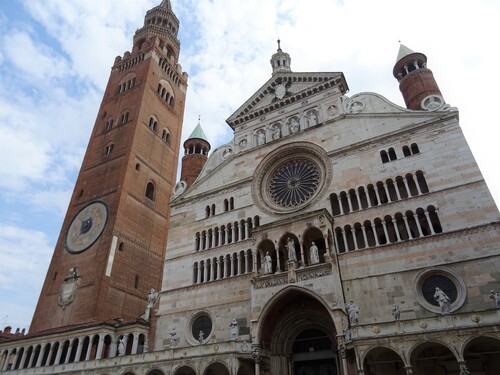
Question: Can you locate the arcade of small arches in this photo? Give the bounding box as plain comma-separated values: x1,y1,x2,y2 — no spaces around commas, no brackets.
118,76,136,95
329,170,429,216
195,216,260,251
118,53,145,72
158,58,181,86
253,107,321,147
184,142,209,156
157,82,175,107
360,335,500,375
380,142,420,164
0,332,147,372
256,226,331,274
146,16,177,38
205,197,234,218
193,249,253,284
148,116,171,144
117,362,234,375
334,205,442,253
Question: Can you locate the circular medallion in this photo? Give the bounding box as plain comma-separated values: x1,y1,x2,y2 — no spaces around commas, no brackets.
252,142,332,215
421,95,444,111
268,159,320,207
64,201,109,254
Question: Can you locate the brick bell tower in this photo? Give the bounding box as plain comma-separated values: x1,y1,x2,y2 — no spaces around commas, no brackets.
29,0,187,333
180,119,211,188
393,44,444,110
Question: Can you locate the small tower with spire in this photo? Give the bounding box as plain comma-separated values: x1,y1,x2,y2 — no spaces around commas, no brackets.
393,44,444,110
181,118,211,188
270,39,292,75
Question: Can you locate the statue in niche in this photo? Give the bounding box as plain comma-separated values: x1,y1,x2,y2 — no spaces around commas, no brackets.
392,304,401,320
169,327,178,348
345,300,359,325
309,111,318,125
309,242,319,265
434,287,451,315
489,290,500,308
271,126,281,140
198,330,205,343
344,329,352,342
230,318,239,340
118,337,126,356
263,252,272,274
289,118,300,133
287,237,297,263
257,131,266,145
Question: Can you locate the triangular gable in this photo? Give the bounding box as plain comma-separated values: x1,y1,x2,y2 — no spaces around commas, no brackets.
226,72,348,129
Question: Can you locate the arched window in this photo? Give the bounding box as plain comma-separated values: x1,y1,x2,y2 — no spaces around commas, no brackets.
211,204,215,216
145,182,155,201
162,129,170,143
411,143,420,154
388,147,397,161
380,150,389,163
105,143,114,155
402,145,411,157
416,171,429,193
149,117,158,131
224,199,229,212
205,206,210,218
229,197,234,210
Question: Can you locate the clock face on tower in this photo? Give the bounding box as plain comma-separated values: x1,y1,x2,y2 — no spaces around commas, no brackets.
64,201,109,254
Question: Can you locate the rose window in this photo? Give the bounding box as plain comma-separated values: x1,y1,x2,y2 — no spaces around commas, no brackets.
268,159,320,207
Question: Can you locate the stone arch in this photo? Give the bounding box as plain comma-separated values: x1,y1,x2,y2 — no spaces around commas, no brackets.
303,226,325,265
146,368,166,375
362,346,406,375
257,286,339,374
278,232,300,269
172,365,196,375
410,341,460,375
462,335,500,374
257,239,276,274
203,361,230,375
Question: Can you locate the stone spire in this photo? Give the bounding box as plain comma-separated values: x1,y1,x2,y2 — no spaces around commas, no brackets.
133,0,181,61
270,39,292,75
393,44,444,110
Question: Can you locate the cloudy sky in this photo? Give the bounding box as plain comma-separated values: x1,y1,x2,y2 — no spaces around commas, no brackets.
0,0,499,331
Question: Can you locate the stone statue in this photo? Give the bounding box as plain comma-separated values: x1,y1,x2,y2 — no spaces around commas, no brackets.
198,330,205,343
118,337,126,356
169,327,178,348
287,237,297,263
263,252,272,274
489,290,500,308
344,329,352,342
434,287,451,315
345,300,359,325
147,288,158,308
289,118,299,133
392,304,401,320
309,242,319,264
272,126,281,140
257,131,266,145
230,318,239,340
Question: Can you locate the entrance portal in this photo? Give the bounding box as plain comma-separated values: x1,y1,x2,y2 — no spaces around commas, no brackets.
259,288,339,375
293,329,337,375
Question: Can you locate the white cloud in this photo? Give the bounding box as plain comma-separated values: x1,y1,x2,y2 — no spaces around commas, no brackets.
0,225,53,330
0,0,499,330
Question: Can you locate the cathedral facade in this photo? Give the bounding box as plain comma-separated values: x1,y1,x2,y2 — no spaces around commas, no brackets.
1,1,500,375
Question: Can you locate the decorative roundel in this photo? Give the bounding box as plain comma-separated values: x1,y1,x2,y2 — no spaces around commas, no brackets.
414,267,466,314
252,142,332,215
173,181,187,196
64,200,109,254
268,159,320,207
